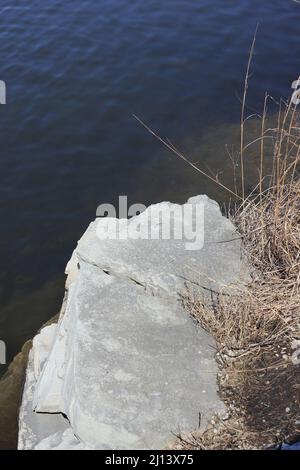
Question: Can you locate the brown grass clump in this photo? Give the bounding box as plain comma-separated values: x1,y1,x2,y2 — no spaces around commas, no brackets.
172,96,300,450
180,277,300,450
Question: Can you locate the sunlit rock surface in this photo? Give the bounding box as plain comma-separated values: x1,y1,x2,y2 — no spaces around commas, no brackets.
18,196,247,450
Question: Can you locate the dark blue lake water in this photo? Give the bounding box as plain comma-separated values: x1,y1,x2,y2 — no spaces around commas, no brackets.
0,0,300,369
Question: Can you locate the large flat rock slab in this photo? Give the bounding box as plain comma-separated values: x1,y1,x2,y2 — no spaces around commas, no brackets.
18,195,247,450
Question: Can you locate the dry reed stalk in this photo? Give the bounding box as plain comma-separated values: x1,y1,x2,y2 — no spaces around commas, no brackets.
175,98,300,450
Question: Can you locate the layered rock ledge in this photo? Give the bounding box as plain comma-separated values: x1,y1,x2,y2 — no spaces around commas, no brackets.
18,195,247,450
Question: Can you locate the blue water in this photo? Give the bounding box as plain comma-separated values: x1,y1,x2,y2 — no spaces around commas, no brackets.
281,441,300,450
1,0,300,369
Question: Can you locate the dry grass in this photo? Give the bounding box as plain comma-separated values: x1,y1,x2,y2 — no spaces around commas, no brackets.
172,95,300,450
180,277,300,450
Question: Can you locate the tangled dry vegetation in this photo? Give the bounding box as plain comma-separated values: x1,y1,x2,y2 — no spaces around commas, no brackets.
174,98,300,450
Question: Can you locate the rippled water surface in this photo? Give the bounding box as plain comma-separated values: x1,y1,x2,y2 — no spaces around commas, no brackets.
1,0,300,370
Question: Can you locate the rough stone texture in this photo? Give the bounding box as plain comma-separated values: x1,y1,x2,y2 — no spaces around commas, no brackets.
18,195,247,450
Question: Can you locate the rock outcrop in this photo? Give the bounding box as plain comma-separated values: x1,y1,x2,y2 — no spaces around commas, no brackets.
18,195,247,450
